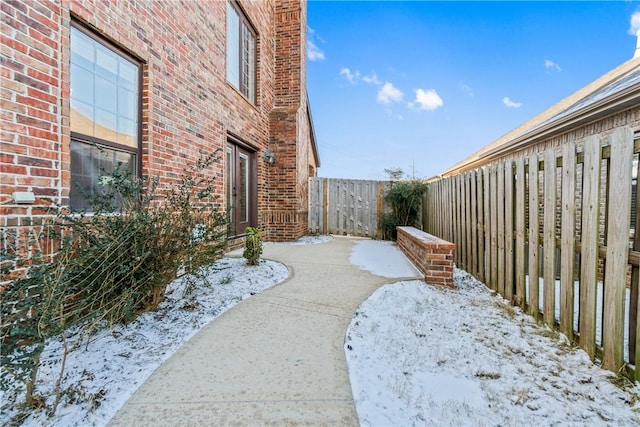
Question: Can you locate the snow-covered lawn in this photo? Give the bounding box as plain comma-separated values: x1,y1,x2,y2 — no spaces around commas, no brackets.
527,276,631,361
1,257,289,427
4,235,639,426
346,268,640,426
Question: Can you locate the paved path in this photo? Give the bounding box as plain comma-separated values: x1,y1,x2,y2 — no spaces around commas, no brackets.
108,236,422,426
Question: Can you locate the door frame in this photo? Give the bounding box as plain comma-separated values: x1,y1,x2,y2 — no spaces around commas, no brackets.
226,135,257,237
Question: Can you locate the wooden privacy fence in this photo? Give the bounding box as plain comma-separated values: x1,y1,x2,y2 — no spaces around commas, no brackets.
424,126,640,379
308,178,391,238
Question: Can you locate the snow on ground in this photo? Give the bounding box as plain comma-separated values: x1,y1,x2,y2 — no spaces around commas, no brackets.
5,235,640,427
345,269,640,426
1,257,288,427
269,234,334,245
526,277,631,362
350,239,422,278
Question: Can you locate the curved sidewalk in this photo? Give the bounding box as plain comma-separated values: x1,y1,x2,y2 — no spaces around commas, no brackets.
108,236,422,426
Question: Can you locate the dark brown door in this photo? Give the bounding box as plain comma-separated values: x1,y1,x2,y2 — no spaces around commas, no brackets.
227,142,256,236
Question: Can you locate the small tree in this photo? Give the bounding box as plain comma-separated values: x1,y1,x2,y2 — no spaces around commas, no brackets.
382,179,428,240
384,167,405,181
243,227,263,266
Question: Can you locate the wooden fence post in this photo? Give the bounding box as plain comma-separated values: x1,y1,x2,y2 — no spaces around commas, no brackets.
470,170,478,278
560,142,576,340
477,169,486,283
490,164,498,291
515,157,526,306
505,160,515,302
484,166,492,289
497,161,506,296
580,134,602,360
543,148,557,327
602,127,633,371
377,181,384,239
528,153,540,317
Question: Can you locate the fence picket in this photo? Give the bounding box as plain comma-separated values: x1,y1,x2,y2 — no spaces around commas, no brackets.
460,174,467,269
465,173,472,272
560,142,577,339
484,167,491,285
490,164,499,291
477,169,486,282
497,162,506,296
579,135,602,359
528,154,540,317
505,160,515,301
602,127,634,370
515,157,526,305
471,171,478,277
637,269,640,379
543,149,557,327
456,175,463,266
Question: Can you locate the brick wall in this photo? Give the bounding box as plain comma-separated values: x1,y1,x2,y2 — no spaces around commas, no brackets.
264,0,312,241
2,0,63,279
397,226,456,287
1,0,316,283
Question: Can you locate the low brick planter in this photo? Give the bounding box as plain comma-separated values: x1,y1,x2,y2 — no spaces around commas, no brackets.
396,226,456,287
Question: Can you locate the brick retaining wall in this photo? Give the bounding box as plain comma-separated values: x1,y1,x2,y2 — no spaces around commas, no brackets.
396,226,456,287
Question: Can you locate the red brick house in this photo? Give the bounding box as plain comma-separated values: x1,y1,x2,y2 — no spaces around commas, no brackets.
1,0,320,267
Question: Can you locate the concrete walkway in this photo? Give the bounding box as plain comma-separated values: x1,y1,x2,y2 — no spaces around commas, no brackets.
108,236,422,426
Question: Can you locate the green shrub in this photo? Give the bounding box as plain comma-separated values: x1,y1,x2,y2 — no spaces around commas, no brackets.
0,150,227,416
383,180,428,240
243,227,263,266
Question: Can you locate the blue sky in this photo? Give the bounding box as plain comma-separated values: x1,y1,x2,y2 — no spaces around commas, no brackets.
306,1,640,180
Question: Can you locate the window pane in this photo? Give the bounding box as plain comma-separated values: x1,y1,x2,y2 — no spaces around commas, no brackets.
70,99,95,135
119,58,137,91
226,1,240,89
241,24,250,97
94,108,117,141
70,25,139,144
95,44,118,81
239,153,248,222
70,29,94,70
70,63,94,105
70,140,135,211
95,76,117,113
118,87,136,119
226,147,235,232
246,28,255,102
118,117,137,147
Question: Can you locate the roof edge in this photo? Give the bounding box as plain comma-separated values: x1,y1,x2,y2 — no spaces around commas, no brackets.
433,57,640,179
307,95,321,168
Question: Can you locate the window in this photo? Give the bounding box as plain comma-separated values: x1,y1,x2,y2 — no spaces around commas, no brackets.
69,23,140,211
226,1,256,103
227,139,257,236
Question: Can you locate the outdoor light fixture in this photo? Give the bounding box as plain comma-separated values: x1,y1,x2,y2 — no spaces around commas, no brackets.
263,149,275,165
11,191,36,204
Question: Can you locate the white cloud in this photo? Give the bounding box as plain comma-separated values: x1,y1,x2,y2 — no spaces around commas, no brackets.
363,73,382,85
384,108,404,121
307,40,325,61
503,96,523,108
377,82,403,105
307,27,325,61
340,67,360,83
410,88,444,111
460,84,474,97
544,59,562,72
629,11,640,35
